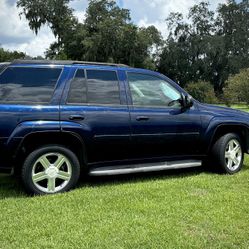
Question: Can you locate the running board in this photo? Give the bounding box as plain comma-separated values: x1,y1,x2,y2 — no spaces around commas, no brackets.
89,160,202,176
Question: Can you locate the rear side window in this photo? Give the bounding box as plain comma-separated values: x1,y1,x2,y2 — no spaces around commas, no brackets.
0,67,61,104
67,69,120,105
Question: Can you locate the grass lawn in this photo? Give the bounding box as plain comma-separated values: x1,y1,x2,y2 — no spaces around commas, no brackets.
1,105,249,249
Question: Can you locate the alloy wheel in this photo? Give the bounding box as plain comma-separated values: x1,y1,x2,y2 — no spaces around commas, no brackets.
224,139,242,171
31,152,72,193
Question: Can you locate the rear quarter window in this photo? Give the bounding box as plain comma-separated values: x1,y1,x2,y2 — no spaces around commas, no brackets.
0,67,62,104
0,64,8,75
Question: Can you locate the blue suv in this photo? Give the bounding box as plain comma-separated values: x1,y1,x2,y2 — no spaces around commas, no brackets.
0,60,248,195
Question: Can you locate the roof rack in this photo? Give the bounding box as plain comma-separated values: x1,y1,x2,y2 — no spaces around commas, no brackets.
11,59,129,68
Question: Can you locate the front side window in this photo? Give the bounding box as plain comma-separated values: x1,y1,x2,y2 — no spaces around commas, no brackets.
0,67,61,104
127,72,181,107
68,69,120,105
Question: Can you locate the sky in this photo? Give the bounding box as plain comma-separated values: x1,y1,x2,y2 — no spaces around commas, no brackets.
0,0,226,57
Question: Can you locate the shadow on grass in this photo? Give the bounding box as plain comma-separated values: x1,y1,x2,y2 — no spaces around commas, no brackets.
1,164,248,199
78,166,206,189
0,174,25,199
0,167,207,199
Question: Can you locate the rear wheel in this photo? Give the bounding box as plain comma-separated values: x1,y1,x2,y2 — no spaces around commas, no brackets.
22,145,80,195
212,133,244,174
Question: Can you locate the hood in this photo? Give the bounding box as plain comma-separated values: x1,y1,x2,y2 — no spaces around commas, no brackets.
196,103,249,118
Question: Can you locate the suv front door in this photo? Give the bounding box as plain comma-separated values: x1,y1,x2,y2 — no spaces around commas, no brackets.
126,71,202,159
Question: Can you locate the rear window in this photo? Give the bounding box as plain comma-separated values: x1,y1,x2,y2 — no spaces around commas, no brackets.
0,64,8,75
67,69,120,105
0,67,62,104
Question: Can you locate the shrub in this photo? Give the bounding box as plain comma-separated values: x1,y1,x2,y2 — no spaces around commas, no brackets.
223,68,249,105
184,81,217,103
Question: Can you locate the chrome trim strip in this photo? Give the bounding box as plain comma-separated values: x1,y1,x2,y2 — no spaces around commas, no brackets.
89,160,202,176
94,132,200,139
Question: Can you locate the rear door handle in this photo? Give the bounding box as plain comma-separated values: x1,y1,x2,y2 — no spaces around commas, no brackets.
69,115,85,121
136,116,150,121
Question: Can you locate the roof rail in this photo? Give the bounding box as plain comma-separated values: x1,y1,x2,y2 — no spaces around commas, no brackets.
11,59,129,68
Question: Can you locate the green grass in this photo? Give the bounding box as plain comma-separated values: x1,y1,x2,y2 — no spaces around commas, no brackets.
1,162,249,249
1,105,249,249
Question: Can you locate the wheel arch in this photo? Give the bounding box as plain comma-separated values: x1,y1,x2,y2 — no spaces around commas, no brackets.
208,124,249,154
14,131,88,174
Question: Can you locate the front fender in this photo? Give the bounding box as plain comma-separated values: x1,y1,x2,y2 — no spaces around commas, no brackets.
203,117,249,154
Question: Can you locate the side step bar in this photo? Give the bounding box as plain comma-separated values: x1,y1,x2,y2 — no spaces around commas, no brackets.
89,160,202,176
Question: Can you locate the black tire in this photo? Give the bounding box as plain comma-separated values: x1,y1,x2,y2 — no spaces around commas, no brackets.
211,133,244,174
21,145,80,195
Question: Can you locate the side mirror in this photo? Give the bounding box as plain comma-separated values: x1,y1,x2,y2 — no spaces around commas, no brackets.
181,93,193,110
185,95,194,108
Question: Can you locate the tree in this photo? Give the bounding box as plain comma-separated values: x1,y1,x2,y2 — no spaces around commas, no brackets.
60,0,162,68
216,0,249,72
17,0,78,57
0,47,25,62
223,68,249,105
185,81,217,103
158,1,249,93
17,0,162,69
158,2,216,87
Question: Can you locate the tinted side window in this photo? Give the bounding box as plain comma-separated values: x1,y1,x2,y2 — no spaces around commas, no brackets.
0,67,61,104
86,70,120,105
67,69,87,104
127,72,181,107
0,64,8,75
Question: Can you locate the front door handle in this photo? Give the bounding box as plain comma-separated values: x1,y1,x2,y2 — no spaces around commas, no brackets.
136,116,150,121
69,115,85,121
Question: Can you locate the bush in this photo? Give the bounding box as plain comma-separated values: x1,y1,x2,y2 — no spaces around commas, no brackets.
184,81,218,103
223,68,249,105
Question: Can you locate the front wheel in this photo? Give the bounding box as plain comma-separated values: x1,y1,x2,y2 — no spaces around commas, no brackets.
212,133,244,174
22,145,80,195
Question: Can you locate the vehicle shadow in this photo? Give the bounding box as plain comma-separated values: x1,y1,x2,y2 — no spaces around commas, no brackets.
74,161,248,189
0,167,205,199
77,166,207,188
0,174,26,199
0,164,248,199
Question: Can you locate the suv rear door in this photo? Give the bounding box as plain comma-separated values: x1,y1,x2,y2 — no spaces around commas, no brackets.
125,71,202,159
60,67,131,164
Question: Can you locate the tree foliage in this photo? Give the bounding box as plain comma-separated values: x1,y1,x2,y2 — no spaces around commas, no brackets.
158,0,249,93
17,0,162,69
17,0,77,38
223,68,249,105
185,81,218,104
0,47,25,62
